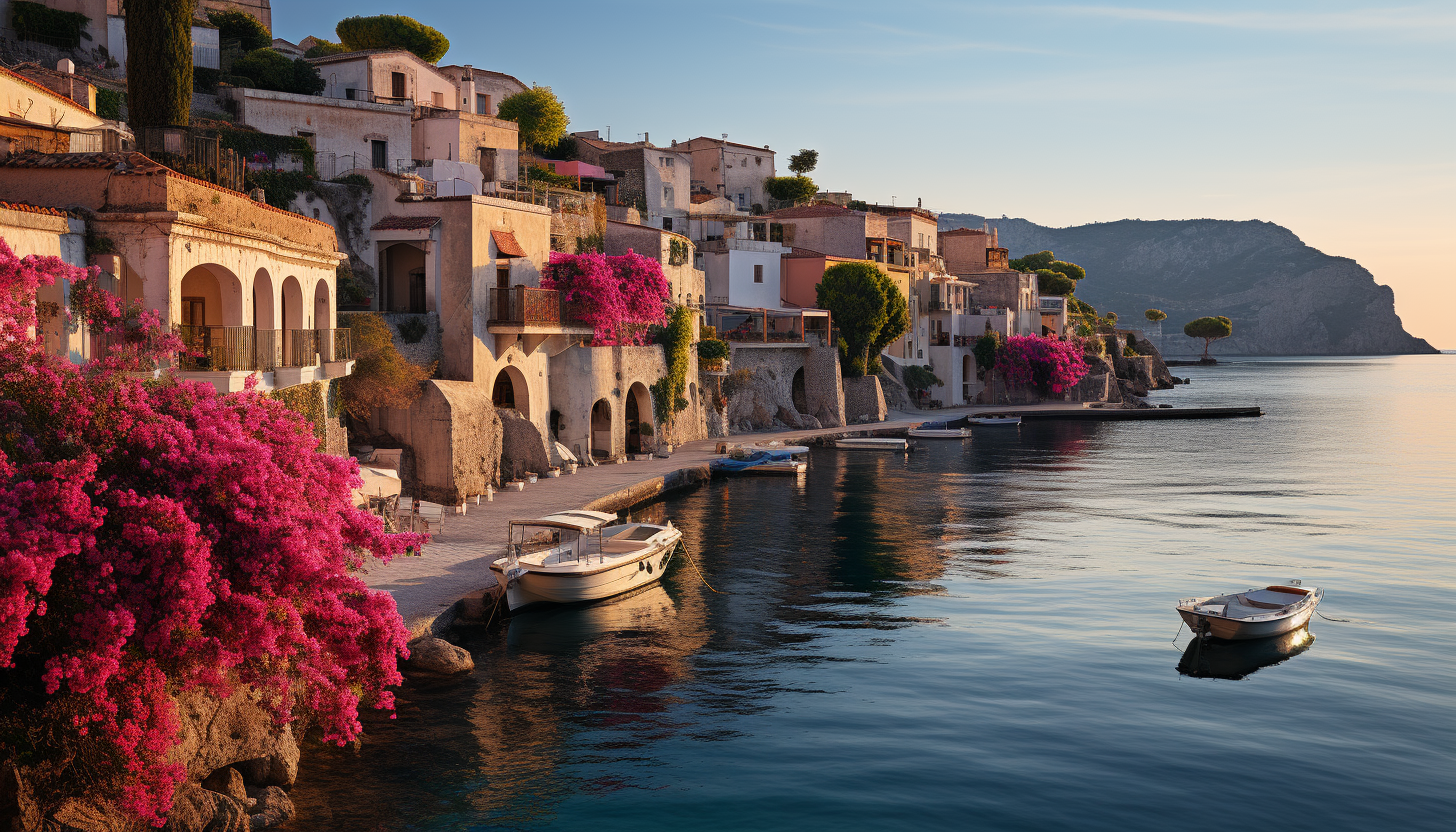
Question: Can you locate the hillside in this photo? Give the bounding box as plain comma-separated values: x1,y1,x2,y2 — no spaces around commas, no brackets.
938,214,1436,355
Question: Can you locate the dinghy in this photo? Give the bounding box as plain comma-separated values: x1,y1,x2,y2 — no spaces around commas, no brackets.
835,437,909,451
712,448,807,476
970,415,1021,426
489,510,682,613
1176,583,1323,640
908,421,971,439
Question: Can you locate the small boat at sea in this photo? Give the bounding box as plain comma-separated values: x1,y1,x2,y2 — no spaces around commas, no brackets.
489,510,682,613
835,437,909,451
712,448,807,476
970,415,1021,426
1176,583,1323,640
908,421,971,439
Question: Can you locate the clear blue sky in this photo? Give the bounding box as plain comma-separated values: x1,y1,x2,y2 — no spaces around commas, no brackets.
276,1,1456,347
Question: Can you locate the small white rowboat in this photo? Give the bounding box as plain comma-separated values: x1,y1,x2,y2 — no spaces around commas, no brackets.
1176,584,1323,640
909,421,971,439
835,437,909,451
970,415,1021,426
489,510,681,613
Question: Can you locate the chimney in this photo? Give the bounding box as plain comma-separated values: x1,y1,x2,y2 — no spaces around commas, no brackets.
992,227,998,247
57,58,75,74
644,131,649,145
460,64,475,113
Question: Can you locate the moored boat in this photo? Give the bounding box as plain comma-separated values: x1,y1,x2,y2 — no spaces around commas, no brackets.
489,510,682,613
970,415,1021,426
712,447,808,475
835,437,909,451
1176,583,1323,640
908,421,971,439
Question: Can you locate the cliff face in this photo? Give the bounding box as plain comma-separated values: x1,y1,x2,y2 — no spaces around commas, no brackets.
938,215,1437,355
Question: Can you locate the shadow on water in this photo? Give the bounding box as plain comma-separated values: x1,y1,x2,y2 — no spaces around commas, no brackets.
1177,627,1316,680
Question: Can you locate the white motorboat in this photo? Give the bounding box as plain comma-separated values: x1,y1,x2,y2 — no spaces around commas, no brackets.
835,437,909,451
745,459,807,475
908,421,971,439
970,415,1021,426
738,441,811,455
1176,583,1323,640
489,509,682,613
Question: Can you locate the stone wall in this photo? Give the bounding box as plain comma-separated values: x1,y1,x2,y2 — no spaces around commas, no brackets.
843,376,888,422
499,409,551,480
548,344,702,460
719,346,844,432
373,380,503,503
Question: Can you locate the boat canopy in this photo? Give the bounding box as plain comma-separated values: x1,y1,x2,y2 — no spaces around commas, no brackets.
512,509,618,531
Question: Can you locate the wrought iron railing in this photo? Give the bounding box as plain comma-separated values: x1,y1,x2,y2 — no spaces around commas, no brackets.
171,326,350,371
488,286,579,326
283,329,317,368
136,127,245,192
176,325,257,371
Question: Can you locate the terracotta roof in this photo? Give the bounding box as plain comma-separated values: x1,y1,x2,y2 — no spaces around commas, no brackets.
0,201,65,217
768,204,860,219
0,151,165,171
371,215,441,231
492,229,526,257
690,193,718,204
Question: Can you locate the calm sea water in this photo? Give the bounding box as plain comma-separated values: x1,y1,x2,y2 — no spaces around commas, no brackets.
294,356,1456,831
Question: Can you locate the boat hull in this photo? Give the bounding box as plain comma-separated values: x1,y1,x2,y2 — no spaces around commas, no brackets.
971,417,1020,426
908,428,971,438
743,460,806,475
490,534,680,612
836,438,909,450
1177,589,1321,640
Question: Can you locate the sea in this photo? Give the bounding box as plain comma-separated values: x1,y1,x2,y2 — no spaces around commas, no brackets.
293,355,1456,831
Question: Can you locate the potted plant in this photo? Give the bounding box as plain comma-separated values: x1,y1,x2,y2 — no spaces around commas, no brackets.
698,337,730,372
544,466,561,478
525,471,538,484
634,421,655,460
564,460,578,474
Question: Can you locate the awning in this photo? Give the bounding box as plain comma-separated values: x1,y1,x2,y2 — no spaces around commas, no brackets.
492,229,527,257
511,509,618,531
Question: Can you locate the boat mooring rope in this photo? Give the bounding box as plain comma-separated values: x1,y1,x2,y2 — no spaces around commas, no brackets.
1315,609,1353,622
676,540,724,594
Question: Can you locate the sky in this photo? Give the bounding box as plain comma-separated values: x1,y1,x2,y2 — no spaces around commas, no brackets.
275,1,1456,348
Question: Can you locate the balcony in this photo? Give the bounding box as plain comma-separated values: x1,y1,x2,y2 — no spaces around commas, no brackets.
172,325,353,392
708,305,832,347
486,286,593,351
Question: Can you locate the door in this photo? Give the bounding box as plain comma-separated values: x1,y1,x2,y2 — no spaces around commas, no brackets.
371,140,387,170
391,72,406,100
408,269,426,314
496,267,511,321
478,147,497,183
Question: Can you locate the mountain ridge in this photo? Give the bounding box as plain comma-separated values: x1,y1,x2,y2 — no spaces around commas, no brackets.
938,214,1436,355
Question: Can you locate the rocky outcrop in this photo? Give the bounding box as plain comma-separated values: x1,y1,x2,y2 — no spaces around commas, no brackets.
843,376,887,422
403,636,475,676
876,357,913,411
720,347,843,432
939,214,1437,355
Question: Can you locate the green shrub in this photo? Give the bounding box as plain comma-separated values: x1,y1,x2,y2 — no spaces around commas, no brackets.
208,9,271,52
902,364,943,394
340,314,433,420
697,339,730,361
765,175,817,204
242,170,314,211
231,49,325,96
10,1,88,48
330,173,373,190
193,67,221,93
95,88,125,121
335,15,449,63
396,316,428,344
222,127,316,174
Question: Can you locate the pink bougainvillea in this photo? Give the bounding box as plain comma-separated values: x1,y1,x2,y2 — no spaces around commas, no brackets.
994,334,1091,395
542,249,670,345
0,239,422,824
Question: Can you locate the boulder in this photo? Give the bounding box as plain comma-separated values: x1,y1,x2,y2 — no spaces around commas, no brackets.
499,409,551,482
201,767,249,804
163,784,249,832
172,690,300,788
404,636,474,675
245,787,295,830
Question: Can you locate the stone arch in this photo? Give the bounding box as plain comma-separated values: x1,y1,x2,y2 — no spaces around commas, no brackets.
791,367,807,414
490,364,530,419
280,276,304,331
312,278,331,331
379,242,426,313
178,264,243,326
625,381,652,454
688,381,697,410
252,268,275,330
590,398,612,459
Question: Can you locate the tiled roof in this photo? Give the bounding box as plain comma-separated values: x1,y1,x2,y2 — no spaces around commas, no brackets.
491,229,526,257
690,193,718,204
0,65,95,116
768,204,859,219
371,215,441,231
0,201,66,217
0,151,165,172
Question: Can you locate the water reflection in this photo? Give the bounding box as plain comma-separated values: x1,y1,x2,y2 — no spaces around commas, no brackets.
1177,628,1316,680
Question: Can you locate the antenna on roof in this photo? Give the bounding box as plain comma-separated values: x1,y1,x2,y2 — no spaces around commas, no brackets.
722,133,728,140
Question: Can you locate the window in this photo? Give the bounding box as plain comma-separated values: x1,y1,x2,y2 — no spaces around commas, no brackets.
431,90,444,107
663,217,673,232
918,233,924,248
312,208,320,219
476,93,491,115
371,140,387,170
297,131,315,149
753,265,764,284
391,72,406,99
663,185,674,205
344,88,359,100
660,156,673,167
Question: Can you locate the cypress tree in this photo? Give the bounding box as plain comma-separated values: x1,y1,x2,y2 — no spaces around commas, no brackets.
123,0,192,129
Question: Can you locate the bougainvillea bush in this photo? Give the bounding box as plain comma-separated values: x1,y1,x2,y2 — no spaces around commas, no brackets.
541,250,670,345
0,239,422,823
994,335,1091,396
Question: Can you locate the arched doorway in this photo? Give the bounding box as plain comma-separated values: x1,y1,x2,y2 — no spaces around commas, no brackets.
625,382,652,454
491,365,529,418
791,367,807,414
590,398,612,459
178,265,243,369
252,269,277,369
280,276,305,365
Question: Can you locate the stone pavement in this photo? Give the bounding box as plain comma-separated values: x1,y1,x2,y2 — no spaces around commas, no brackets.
365,402,1074,632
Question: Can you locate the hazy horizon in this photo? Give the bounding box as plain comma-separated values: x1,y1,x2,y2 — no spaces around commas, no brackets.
275,1,1455,349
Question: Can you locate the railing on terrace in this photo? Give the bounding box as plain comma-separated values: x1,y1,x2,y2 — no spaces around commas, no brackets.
488,286,583,327
136,127,245,192
711,307,829,345
173,326,350,371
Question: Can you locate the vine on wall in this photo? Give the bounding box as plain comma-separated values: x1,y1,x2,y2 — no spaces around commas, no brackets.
649,305,694,427
272,380,327,450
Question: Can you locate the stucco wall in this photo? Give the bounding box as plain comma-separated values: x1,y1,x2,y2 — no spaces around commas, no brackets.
412,113,518,180
548,344,668,460
227,88,412,172
374,380,504,503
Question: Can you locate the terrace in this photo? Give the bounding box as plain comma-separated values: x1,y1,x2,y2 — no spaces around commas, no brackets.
708,305,832,347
